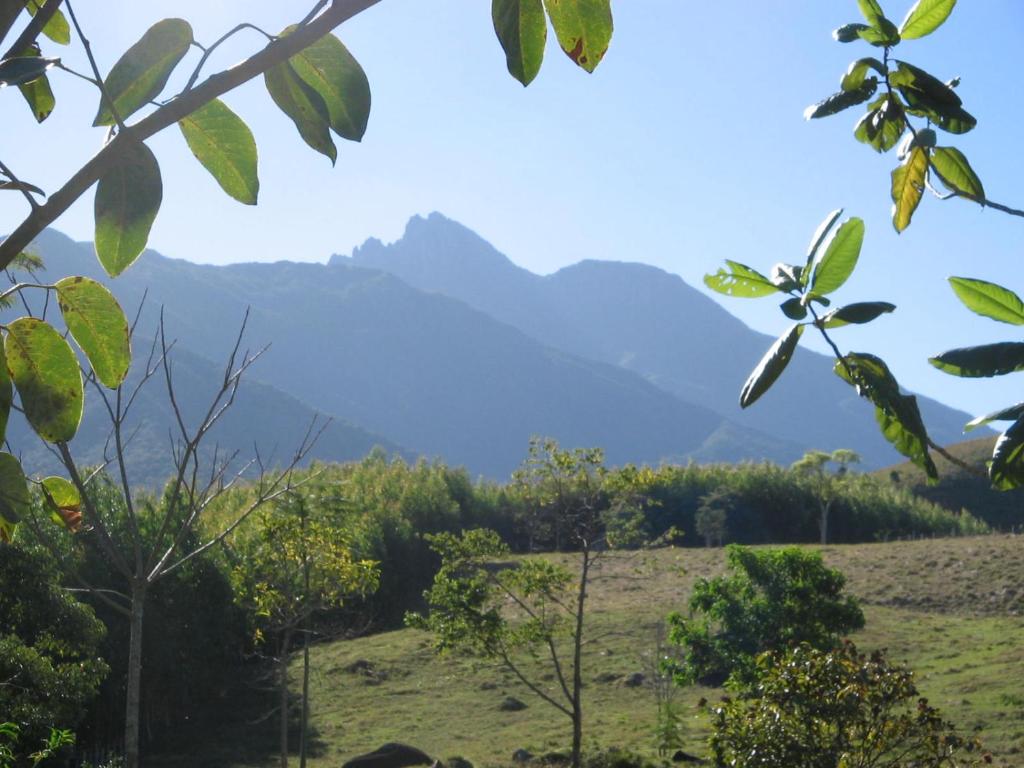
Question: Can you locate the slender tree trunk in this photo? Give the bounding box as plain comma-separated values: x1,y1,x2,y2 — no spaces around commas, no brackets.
570,547,591,768
279,629,293,768
125,581,146,768
820,500,831,545
299,633,310,768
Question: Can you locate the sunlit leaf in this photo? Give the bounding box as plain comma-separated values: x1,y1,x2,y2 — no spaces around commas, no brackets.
94,138,162,277
264,60,336,164
93,18,193,126
14,44,54,122
542,0,613,73
817,301,896,329
283,25,371,142
0,342,11,444
965,402,1024,433
24,0,70,44
899,0,957,40
704,261,779,298
56,276,131,388
990,416,1024,490
856,0,886,26
834,352,936,479
803,209,843,279
4,318,83,443
929,342,1024,378
493,0,547,85
809,217,864,295
948,277,1024,326
178,99,259,205
41,475,83,532
0,452,29,542
840,57,885,92
740,324,804,408
890,145,928,232
853,94,906,153
930,146,984,198
833,23,870,42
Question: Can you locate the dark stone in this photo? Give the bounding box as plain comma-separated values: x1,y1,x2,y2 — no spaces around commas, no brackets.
446,757,473,768
671,750,705,764
621,672,645,687
342,743,435,768
500,696,528,711
512,749,533,763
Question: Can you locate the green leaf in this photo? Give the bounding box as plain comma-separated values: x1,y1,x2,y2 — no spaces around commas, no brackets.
264,60,336,165
780,297,807,321
178,99,259,205
40,475,82,532
18,70,54,121
990,416,1024,490
817,301,896,328
929,342,1024,378
770,263,802,292
804,79,877,119
94,138,162,277
282,26,371,142
840,57,886,92
93,18,193,126
740,324,804,408
703,261,779,298
890,146,928,232
492,0,547,86
854,94,906,152
948,277,1024,325
833,23,870,42
809,217,864,295
0,453,29,541
541,0,613,73
892,61,975,133
24,0,70,44
0,55,58,86
856,17,901,46
899,0,956,40
804,209,843,271
0,342,12,444
930,146,984,199
4,318,83,443
56,276,131,388
965,402,1024,433
834,353,936,479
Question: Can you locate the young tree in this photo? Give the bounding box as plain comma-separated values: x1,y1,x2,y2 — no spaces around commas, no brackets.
791,449,861,544
223,490,379,768
408,438,642,768
667,545,864,688
704,642,986,768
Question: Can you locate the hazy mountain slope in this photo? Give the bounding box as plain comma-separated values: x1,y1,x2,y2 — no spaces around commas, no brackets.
337,213,974,467
26,230,806,478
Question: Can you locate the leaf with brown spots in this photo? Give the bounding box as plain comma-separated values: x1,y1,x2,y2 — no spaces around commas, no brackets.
41,476,83,533
56,276,131,388
542,0,612,73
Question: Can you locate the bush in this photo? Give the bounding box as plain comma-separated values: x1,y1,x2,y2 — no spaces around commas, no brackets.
705,642,986,768
667,545,864,687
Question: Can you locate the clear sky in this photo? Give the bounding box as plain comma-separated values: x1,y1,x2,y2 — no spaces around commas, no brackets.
2,1,1023,422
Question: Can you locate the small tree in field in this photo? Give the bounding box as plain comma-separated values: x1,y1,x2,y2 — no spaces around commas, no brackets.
791,449,861,544
408,438,644,768
705,642,986,768
667,545,864,688
223,489,379,768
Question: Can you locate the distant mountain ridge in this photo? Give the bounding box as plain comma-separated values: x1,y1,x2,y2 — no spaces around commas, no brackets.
18,214,975,483
333,212,974,467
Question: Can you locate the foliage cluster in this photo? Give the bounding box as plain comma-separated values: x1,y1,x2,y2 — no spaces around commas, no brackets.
666,545,865,687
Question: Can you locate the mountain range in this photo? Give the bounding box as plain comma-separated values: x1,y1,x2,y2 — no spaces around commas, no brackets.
12,215,975,484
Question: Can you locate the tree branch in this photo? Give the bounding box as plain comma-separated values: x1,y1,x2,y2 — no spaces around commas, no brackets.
2,0,64,60
0,0,383,265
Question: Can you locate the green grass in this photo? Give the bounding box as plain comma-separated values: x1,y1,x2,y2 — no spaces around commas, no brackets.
160,535,1024,767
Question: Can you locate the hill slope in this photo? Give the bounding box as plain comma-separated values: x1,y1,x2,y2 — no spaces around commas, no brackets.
336,213,975,468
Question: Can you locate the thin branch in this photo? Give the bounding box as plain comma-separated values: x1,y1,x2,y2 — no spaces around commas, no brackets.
0,0,384,265
62,0,126,131
181,23,276,93
927,159,1024,219
0,160,41,210
2,0,63,60
497,645,573,718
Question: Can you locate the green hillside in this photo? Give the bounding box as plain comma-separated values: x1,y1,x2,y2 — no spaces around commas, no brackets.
877,437,1024,529
159,535,1024,768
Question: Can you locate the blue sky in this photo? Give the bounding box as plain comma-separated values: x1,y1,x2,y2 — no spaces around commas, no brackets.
2,1,1023,422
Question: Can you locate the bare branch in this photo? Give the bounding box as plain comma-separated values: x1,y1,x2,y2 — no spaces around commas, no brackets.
2,0,64,60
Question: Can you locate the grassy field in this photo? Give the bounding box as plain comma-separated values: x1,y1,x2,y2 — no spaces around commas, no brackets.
166,535,1024,767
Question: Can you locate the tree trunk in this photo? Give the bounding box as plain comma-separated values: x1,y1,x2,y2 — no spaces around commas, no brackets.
570,548,591,768
820,500,831,545
279,629,293,768
125,581,146,768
